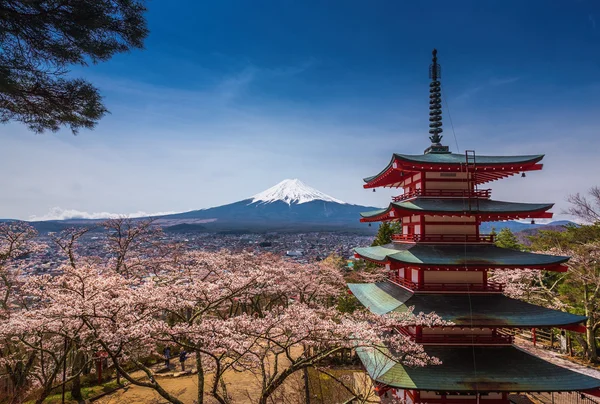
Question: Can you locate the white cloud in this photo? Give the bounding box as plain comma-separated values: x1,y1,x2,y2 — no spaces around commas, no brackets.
30,207,179,221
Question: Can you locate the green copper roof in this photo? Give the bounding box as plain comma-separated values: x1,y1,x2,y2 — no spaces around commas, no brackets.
363,153,544,183
354,243,569,268
347,282,410,315
347,282,586,327
395,153,544,165
360,198,553,218
357,345,600,392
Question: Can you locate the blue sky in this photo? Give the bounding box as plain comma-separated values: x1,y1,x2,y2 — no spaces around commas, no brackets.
1,0,599,220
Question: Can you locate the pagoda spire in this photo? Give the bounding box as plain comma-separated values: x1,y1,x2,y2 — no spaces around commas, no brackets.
424,49,449,154
429,49,443,145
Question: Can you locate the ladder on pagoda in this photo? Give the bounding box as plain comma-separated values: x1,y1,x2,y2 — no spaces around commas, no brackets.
465,150,480,212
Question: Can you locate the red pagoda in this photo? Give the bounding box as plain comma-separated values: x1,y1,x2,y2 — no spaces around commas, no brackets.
349,50,600,404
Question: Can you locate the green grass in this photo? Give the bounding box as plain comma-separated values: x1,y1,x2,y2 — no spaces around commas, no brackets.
24,380,123,404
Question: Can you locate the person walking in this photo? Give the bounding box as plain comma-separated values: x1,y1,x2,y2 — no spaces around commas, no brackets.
163,347,171,368
179,350,188,372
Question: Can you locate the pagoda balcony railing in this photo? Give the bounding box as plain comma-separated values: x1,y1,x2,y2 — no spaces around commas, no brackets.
392,189,491,202
389,276,418,290
396,327,513,345
392,233,495,243
389,276,503,293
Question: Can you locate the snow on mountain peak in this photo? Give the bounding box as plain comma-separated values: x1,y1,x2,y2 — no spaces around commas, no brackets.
250,179,346,205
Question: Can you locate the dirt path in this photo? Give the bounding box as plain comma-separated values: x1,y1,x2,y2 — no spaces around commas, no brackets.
96,360,304,404
96,360,369,404
97,367,279,404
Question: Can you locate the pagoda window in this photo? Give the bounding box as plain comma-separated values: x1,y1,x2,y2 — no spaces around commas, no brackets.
426,180,470,190
411,268,420,283
423,271,483,284
425,223,477,235
445,393,479,401
420,391,439,399
425,215,476,223
482,393,504,400
425,172,472,191
425,172,470,180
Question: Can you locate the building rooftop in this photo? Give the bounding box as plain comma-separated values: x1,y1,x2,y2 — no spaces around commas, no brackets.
363,152,544,188
363,153,544,188
354,243,569,270
396,152,543,166
357,345,600,393
348,282,586,327
360,198,553,222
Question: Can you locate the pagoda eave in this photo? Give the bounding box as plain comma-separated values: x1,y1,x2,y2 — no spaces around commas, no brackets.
360,198,555,223
353,253,568,272
357,345,600,394
349,282,587,327
363,154,544,189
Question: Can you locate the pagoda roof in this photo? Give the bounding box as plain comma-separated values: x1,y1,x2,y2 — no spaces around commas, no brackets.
357,345,600,392
394,152,543,166
354,243,569,270
363,153,544,188
360,198,553,222
347,282,586,327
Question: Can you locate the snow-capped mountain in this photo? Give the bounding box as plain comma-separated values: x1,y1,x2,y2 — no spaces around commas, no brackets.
149,179,377,233
250,179,346,205
17,178,577,235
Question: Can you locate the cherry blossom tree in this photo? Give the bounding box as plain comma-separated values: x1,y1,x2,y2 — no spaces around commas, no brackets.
0,222,49,402
546,243,600,362
150,252,445,403
488,268,567,310
1,219,446,404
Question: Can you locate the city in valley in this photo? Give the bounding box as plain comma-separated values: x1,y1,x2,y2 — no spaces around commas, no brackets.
27,230,372,275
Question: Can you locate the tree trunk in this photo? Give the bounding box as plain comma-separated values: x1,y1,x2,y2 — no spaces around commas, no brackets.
196,351,204,404
71,374,82,402
303,367,310,404
259,366,297,404
587,322,598,362
585,299,598,362
71,350,86,401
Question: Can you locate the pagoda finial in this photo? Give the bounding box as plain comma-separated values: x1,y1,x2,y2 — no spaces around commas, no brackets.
428,48,443,145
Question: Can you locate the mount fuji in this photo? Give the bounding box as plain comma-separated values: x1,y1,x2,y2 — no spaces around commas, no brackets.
11,179,576,235
154,179,378,233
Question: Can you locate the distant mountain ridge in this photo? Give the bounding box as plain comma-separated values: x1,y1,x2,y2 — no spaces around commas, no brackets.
4,179,578,235
11,179,378,234
156,179,375,233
